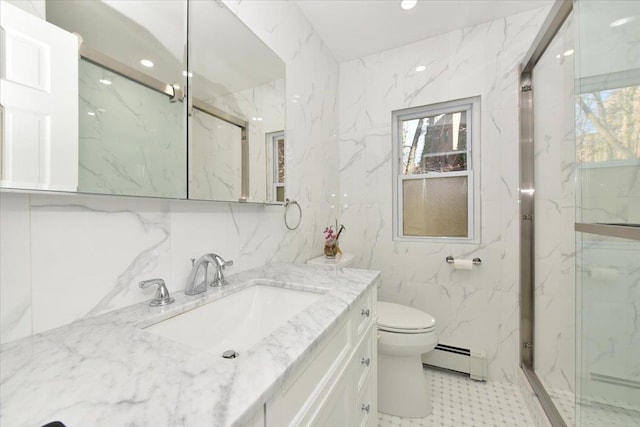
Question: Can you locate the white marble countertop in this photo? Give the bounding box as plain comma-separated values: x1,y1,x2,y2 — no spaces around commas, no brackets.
0,263,379,427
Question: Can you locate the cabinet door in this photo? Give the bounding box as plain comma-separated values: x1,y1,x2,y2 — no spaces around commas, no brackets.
0,0,78,191
309,372,354,427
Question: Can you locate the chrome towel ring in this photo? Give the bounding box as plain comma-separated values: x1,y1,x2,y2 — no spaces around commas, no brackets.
284,199,302,230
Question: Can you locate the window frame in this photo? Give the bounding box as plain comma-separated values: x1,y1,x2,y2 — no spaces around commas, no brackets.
266,130,285,203
392,96,481,243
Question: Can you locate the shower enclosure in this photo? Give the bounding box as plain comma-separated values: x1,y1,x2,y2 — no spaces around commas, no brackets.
520,1,640,426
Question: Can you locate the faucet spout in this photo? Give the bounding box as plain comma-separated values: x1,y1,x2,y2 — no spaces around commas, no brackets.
184,253,217,296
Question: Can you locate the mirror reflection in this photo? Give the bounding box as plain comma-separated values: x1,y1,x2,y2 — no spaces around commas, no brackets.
0,0,285,203
47,0,188,198
189,0,285,202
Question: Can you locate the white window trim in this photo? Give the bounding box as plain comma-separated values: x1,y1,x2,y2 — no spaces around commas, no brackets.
392,96,481,243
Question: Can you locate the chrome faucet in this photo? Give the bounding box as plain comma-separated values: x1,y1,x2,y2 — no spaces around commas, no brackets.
139,278,174,306
184,253,217,296
211,254,233,287
184,253,234,296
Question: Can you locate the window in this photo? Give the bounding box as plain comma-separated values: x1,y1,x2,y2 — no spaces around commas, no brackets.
266,131,285,202
392,97,480,242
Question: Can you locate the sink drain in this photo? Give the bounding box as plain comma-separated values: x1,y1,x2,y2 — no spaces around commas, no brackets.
222,349,239,359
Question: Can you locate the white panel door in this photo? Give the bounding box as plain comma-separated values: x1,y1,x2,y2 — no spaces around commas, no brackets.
0,0,78,191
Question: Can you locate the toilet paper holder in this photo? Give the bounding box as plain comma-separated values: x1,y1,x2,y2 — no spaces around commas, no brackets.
446,256,482,265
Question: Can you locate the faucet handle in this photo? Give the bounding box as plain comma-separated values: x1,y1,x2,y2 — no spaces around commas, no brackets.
212,254,233,269
210,255,233,287
139,278,175,307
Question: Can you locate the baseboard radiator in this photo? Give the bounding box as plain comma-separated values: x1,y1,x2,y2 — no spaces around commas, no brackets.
421,343,488,381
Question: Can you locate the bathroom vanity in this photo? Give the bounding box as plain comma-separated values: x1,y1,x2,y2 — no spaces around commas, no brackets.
0,264,378,427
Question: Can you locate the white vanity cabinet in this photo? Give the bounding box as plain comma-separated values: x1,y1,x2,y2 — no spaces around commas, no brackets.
264,285,377,427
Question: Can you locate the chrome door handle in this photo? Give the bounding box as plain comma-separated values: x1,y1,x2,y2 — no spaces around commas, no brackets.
361,403,370,413
361,357,371,367
361,308,370,317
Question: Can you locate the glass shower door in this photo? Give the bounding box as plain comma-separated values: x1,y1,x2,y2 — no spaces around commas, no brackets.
574,0,640,424
531,12,576,426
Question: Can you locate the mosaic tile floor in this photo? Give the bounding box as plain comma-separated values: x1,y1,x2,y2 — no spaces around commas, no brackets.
378,368,535,427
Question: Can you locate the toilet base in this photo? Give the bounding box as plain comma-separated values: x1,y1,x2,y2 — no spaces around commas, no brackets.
378,352,432,417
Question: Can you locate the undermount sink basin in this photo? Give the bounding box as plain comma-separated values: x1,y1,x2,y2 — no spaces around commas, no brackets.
143,284,324,357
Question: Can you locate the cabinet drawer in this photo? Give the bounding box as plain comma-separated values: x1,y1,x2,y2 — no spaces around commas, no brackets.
351,327,374,393
279,316,352,426
352,286,375,340
356,372,376,427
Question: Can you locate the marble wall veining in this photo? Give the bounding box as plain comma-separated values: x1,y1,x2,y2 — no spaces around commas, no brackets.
0,0,339,342
337,7,550,382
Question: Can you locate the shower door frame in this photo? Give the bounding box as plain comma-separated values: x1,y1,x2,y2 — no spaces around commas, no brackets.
518,1,573,426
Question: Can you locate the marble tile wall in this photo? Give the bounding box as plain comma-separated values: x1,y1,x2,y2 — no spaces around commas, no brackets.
0,0,339,343
532,14,576,400
337,7,550,383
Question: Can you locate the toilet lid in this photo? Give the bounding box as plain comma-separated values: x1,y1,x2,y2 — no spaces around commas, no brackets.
377,302,436,333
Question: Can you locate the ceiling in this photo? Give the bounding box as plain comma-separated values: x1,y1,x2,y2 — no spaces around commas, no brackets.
295,0,554,62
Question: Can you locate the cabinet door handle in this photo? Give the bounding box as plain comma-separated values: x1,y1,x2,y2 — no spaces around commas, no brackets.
361,357,371,367
361,403,371,413
361,308,370,317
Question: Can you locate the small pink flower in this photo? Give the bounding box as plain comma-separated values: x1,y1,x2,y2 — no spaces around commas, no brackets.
322,222,345,241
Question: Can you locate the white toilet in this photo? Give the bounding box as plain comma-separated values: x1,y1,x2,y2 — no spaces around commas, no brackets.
377,301,438,418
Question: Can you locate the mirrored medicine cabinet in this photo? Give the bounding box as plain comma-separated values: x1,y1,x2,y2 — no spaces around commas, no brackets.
0,0,285,204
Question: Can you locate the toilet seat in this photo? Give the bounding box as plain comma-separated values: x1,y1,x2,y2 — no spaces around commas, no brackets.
379,325,435,334
378,302,436,334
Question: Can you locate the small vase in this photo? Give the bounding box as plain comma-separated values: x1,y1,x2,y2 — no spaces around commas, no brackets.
324,239,339,259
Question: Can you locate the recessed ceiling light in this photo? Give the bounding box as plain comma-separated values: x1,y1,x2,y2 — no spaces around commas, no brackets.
252,117,264,121
400,0,417,10
139,59,154,68
99,79,112,85
610,16,635,27
415,65,426,72
182,71,193,77
87,111,96,116
563,49,574,57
